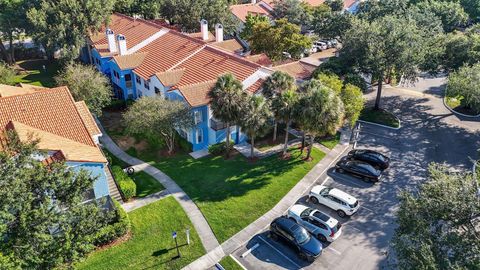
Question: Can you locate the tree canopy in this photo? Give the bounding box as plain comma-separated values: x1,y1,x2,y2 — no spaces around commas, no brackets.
272,0,312,26
26,0,115,60
393,163,480,269
447,63,480,113
0,132,113,269
0,0,29,64
123,97,194,154
247,19,312,61
0,63,15,85
239,95,272,159
55,63,112,116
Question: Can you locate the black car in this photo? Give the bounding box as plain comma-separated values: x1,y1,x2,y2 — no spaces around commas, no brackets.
335,157,382,182
347,149,390,170
269,216,323,262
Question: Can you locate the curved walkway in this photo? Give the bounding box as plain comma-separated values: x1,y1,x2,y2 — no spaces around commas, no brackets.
98,128,220,252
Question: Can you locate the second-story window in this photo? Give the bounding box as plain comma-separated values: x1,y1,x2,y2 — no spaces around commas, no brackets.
154,87,161,95
196,128,203,143
125,74,132,89
194,111,202,124
144,79,150,90
136,76,141,84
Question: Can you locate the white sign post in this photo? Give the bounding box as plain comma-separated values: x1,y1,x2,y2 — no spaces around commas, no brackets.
186,227,190,245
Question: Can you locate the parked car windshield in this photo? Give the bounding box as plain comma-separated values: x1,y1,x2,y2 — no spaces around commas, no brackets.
319,187,332,195
356,163,378,175
300,208,315,218
292,225,310,244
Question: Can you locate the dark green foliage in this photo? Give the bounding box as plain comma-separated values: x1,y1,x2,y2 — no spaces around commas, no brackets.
0,63,15,85
112,166,136,201
93,199,131,246
176,132,193,153
344,73,368,92
208,141,234,156
0,131,114,269
313,57,354,77
393,163,480,269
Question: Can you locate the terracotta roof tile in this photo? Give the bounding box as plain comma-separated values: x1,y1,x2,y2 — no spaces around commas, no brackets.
246,79,265,93
211,39,244,54
155,69,186,86
10,121,106,163
113,52,148,70
91,13,164,57
133,31,206,79
246,53,273,67
75,101,102,137
304,0,326,6
0,86,96,147
188,31,216,42
177,80,216,107
272,61,317,80
175,46,260,87
230,3,271,22
343,0,357,8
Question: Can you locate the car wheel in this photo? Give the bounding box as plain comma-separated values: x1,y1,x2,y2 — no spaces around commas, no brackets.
337,210,346,218
307,255,315,262
310,196,319,204
298,252,307,261
269,232,278,241
318,234,327,242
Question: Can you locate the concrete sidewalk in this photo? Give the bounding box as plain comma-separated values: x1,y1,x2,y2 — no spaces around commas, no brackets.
122,190,170,212
96,123,220,253
183,131,351,270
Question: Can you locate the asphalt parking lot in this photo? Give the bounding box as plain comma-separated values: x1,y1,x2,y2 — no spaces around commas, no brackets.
230,122,420,270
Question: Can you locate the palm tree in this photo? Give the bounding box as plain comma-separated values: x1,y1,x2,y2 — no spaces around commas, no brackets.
240,95,273,160
208,73,246,158
296,80,345,160
262,71,295,142
271,89,299,158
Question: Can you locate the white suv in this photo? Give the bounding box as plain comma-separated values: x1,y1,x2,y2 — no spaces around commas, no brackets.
309,185,359,218
287,204,342,242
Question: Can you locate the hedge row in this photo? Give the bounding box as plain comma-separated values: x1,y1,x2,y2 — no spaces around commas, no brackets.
208,140,234,155
93,199,131,246
111,166,136,201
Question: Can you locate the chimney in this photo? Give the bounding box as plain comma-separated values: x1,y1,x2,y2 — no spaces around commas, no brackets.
106,29,117,53
200,19,209,41
215,24,224,43
251,0,256,3
116,34,127,56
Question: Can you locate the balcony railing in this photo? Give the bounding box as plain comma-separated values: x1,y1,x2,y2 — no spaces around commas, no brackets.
210,119,227,131
125,80,133,89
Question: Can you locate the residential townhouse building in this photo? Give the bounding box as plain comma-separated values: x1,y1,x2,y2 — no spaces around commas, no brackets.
0,84,122,204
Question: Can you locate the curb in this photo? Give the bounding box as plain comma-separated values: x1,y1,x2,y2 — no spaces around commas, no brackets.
357,119,401,130
443,86,480,118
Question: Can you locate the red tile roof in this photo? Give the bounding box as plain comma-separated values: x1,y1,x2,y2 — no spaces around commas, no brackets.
272,61,317,80
0,86,96,147
91,13,164,57
246,53,273,67
133,31,206,79
343,0,357,8
230,3,271,22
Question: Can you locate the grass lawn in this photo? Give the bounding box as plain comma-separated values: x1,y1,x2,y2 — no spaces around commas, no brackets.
13,59,61,87
103,149,164,198
219,256,244,270
359,107,400,128
76,197,205,270
316,132,341,150
127,146,325,243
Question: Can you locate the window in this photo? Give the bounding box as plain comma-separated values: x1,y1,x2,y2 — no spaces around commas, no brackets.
136,76,141,84
113,70,119,79
194,111,202,124
144,79,150,89
125,74,132,89
154,87,161,95
196,128,203,143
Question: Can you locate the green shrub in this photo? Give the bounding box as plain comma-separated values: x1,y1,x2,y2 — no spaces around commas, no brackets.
208,140,234,155
93,199,131,246
313,57,353,77
111,166,136,201
176,132,193,153
344,73,368,92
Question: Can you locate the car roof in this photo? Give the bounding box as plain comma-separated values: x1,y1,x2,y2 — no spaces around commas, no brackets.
311,185,326,195
274,216,296,229
289,204,309,215
313,211,338,228
329,188,357,205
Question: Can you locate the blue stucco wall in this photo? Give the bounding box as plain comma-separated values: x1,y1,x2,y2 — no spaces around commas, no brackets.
67,162,110,200
109,61,137,100
91,49,112,76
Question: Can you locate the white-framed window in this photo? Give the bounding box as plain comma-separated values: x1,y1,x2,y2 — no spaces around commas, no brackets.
194,110,202,124
136,75,141,84
196,128,203,143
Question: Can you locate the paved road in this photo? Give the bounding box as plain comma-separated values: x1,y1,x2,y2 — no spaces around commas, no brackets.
229,76,480,270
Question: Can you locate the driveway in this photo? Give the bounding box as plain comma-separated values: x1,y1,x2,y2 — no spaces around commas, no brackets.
229,76,480,270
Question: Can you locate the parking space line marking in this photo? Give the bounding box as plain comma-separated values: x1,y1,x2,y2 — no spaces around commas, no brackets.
361,205,375,213
230,254,248,270
326,247,342,256
258,236,303,270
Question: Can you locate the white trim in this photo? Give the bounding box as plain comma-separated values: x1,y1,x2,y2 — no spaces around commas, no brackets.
168,45,206,71
127,28,170,54
242,68,272,90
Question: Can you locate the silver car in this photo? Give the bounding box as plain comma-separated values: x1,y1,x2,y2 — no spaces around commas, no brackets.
287,204,342,242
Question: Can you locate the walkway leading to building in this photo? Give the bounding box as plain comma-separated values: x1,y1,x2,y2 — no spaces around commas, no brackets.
97,123,221,253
